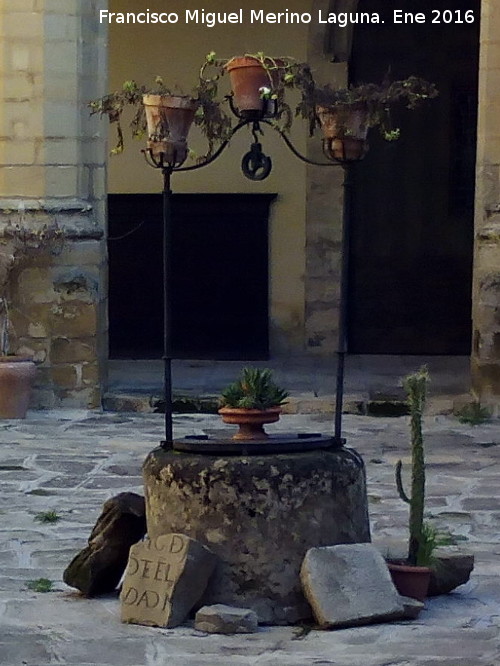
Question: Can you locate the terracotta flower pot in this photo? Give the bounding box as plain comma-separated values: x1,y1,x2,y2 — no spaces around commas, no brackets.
316,103,369,162
0,356,36,418
142,94,198,165
387,562,432,602
225,56,274,115
218,406,281,440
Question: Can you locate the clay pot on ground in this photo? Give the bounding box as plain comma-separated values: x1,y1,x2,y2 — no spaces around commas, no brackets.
142,94,198,165
218,406,281,440
387,562,432,602
0,356,36,418
225,56,276,116
316,103,369,162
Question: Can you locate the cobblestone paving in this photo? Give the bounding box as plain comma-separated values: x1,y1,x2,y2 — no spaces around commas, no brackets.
0,410,499,665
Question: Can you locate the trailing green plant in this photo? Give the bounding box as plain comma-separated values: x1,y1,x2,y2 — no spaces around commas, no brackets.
306,76,438,140
89,75,233,158
0,221,63,356
395,366,430,566
34,510,61,524
219,367,289,410
456,401,491,426
26,578,54,593
200,51,314,133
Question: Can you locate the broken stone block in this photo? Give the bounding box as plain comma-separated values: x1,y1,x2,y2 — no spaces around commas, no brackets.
120,533,216,628
195,604,259,634
63,492,146,596
300,543,404,629
428,548,475,596
400,595,425,620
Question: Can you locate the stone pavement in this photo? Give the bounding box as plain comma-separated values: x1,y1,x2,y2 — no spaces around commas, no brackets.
1,409,500,665
105,355,473,415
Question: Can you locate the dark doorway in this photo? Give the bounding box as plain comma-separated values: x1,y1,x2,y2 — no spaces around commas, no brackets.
108,193,274,359
348,0,479,354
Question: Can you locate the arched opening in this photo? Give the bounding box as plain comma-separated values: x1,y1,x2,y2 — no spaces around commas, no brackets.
348,0,480,354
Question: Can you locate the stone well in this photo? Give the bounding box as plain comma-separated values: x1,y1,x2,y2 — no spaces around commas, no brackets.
143,446,370,624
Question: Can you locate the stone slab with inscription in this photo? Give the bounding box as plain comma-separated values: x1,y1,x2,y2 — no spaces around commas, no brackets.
120,533,216,628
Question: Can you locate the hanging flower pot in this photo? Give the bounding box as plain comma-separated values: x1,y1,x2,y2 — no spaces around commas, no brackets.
316,103,369,162
142,94,198,164
225,56,274,116
0,356,36,418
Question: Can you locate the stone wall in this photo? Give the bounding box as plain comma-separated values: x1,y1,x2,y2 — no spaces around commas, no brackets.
0,0,108,408
472,0,500,399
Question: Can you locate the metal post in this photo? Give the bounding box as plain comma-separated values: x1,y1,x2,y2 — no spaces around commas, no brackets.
161,167,173,447
334,163,353,445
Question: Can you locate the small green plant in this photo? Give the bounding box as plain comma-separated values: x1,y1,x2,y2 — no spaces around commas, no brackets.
395,366,430,566
456,401,491,426
34,510,61,524
220,367,289,410
27,578,54,593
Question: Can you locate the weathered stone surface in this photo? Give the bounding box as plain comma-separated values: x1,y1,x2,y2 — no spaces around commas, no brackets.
428,549,475,596
300,543,404,628
120,533,216,628
143,447,370,624
400,595,425,620
63,492,146,597
195,604,259,634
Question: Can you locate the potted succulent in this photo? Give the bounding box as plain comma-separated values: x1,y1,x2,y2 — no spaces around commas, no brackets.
218,367,289,440
307,76,438,161
89,75,233,163
387,366,436,601
0,222,63,418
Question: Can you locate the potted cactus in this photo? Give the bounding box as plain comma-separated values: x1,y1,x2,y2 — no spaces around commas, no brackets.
387,366,434,601
218,367,289,441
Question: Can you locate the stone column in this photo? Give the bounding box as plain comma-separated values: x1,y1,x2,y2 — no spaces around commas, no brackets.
0,0,108,408
304,0,347,355
471,0,500,401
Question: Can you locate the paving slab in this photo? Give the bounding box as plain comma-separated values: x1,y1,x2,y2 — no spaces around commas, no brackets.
0,410,499,664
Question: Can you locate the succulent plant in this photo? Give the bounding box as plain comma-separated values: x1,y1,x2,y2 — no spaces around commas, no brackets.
220,367,289,410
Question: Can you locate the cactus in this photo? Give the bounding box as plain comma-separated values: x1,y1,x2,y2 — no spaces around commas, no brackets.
395,366,429,566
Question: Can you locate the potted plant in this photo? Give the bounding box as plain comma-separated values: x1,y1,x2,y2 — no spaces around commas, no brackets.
89,75,233,163
218,367,289,440
200,52,313,128
0,222,63,418
387,366,435,601
307,76,438,161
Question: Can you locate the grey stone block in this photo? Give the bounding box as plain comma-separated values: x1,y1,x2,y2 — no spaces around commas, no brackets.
63,492,146,596
195,604,259,634
300,543,404,628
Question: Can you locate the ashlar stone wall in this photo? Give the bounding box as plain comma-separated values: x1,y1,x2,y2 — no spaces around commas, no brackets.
472,0,500,400
0,0,108,408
